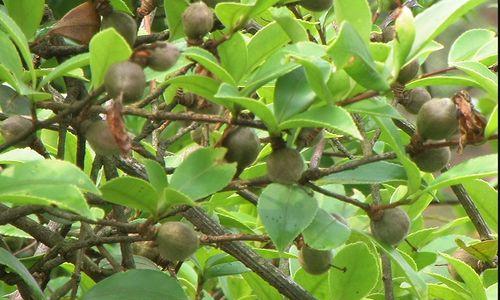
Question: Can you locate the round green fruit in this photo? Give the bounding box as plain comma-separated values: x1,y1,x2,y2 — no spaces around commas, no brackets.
156,222,199,262
147,43,180,72
417,98,459,140
411,147,451,173
266,147,305,184
222,127,260,175
104,61,146,104
0,115,35,148
403,88,431,114
182,2,214,40
397,60,420,84
82,120,121,156
101,11,138,47
448,249,482,281
300,0,333,11
370,208,410,246
299,245,332,275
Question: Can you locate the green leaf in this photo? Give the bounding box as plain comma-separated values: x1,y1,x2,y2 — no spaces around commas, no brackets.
215,0,279,29
293,268,330,299
395,6,416,67
333,0,372,43
0,248,45,300
0,9,35,84
0,148,44,164
330,242,379,300
422,155,498,194
406,76,481,89
441,253,487,300
183,47,235,85
170,148,236,200
428,284,469,300
279,105,362,140
410,0,488,59
328,22,389,91
82,269,187,300
246,22,290,73
453,61,498,98
4,0,44,40
166,75,220,103
110,0,133,15
344,98,404,120
485,105,498,138
0,31,23,78
462,180,498,233
100,177,159,214
375,117,421,193
38,53,90,90
143,159,168,194
164,0,189,41
303,209,351,250
271,7,308,43
274,67,316,123
218,32,248,84
0,160,99,194
159,188,195,212
258,184,318,251
215,84,280,134
89,28,132,88
449,29,498,65
456,239,498,262
486,283,498,300
290,56,333,104
242,272,282,300
319,161,407,185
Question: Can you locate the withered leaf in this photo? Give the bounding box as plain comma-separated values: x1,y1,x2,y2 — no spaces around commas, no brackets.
106,98,132,156
453,90,487,153
50,1,101,45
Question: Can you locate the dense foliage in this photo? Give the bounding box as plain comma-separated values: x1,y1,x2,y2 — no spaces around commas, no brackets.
0,0,498,299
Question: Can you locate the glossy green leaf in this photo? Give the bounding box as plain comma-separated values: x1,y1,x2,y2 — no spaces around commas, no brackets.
183,47,235,84
344,98,404,120
319,161,407,185
143,159,168,194
328,22,389,91
258,184,318,251
4,0,44,40
0,148,44,164
423,154,498,193
89,28,132,88
330,242,379,300
290,56,333,104
166,75,220,103
395,6,416,67
38,53,90,90
449,29,498,65
442,253,487,300
0,248,45,300
246,22,290,73
164,0,189,41
82,269,187,300
407,76,481,89
271,7,308,43
218,32,248,84
274,67,316,123
0,31,23,78
170,148,236,200
410,0,487,59
159,188,195,212
100,177,159,214
303,209,351,250
333,0,372,43
280,105,362,140
485,105,498,138
462,179,498,233
453,61,498,98
215,0,279,29
428,284,469,300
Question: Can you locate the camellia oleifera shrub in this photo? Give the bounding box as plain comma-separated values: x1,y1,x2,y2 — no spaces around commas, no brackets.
0,0,498,299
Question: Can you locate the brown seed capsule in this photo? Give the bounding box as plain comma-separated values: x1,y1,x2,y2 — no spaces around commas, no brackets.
370,208,410,246
156,222,199,262
299,245,332,275
397,60,420,84
267,147,305,184
104,61,146,103
222,127,260,175
101,11,138,47
147,43,181,72
0,116,35,148
300,0,333,11
182,2,214,40
402,88,432,114
382,26,396,43
411,147,451,173
417,98,459,140
448,249,483,281
82,120,121,156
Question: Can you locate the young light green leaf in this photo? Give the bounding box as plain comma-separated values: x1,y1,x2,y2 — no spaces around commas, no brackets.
485,105,498,138
395,6,416,67
279,105,362,140
441,253,487,300
4,0,44,40
333,0,372,43
449,29,497,65
170,148,236,200
83,269,187,300
0,248,45,300
330,242,379,300
89,28,132,88
100,177,159,214
258,184,318,251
